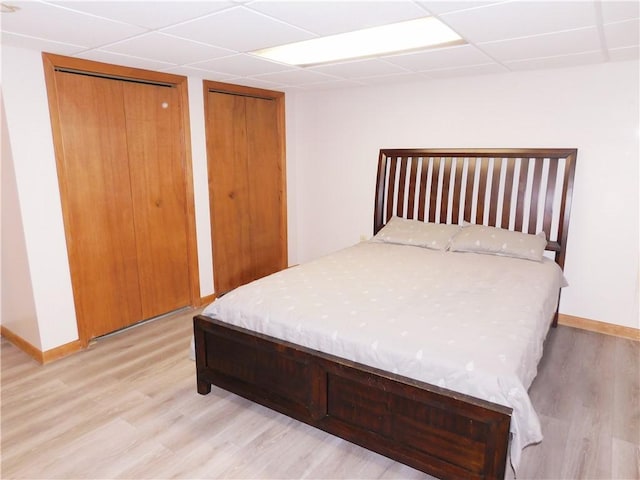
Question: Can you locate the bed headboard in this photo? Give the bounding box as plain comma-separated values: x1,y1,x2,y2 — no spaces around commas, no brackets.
374,148,577,269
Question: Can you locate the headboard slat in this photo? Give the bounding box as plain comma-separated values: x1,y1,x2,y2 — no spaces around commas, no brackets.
428,158,439,223
543,160,559,238
476,159,489,225
529,158,544,234
374,148,577,270
502,158,516,229
514,157,529,232
417,158,428,222
556,153,577,269
397,157,408,218
464,158,476,223
386,156,398,222
488,158,502,227
440,157,452,224
407,158,419,220
451,159,464,225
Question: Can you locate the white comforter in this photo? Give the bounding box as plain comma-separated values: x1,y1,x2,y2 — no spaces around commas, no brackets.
202,241,565,471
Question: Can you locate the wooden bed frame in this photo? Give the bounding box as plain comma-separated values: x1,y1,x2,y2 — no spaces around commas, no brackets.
194,148,577,480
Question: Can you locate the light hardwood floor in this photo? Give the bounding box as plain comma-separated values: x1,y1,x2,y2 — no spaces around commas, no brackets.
2,308,638,479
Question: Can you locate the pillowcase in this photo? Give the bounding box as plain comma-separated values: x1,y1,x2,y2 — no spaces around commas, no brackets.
373,217,462,251
449,224,547,261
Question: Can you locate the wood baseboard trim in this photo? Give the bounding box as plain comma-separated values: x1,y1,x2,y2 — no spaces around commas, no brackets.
1,326,43,363
1,326,83,364
42,339,84,363
198,293,216,307
558,314,640,341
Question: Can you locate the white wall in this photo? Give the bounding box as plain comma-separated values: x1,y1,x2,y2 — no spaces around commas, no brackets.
1,90,40,346
187,77,214,298
290,60,640,330
2,47,78,350
1,45,298,352
2,43,637,353
1,46,221,351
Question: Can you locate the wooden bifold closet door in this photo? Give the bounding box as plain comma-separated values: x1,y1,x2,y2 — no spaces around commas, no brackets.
47,59,193,344
205,82,287,295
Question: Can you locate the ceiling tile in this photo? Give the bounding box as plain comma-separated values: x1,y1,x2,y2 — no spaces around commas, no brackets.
73,50,176,71
478,27,601,62
0,0,635,92
49,1,236,29
308,59,408,79
161,6,316,52
504,50,605,71
601,1,640,24
604,19,640,49
608,45,640,61
189,54,293,76
225,77,285,90
246,1,428,36
101,32,235,64
384,44,495,72
425,63,508,78
159,65,237,81
254,68,338,86
351,72,429,86
0,31,86,56
416,1,506,16
441,1,597,43
295,78,366,90
2,1,147,48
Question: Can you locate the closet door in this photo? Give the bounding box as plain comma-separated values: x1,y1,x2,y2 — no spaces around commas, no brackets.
207,92,252,294
245,96,287,281
45,54,198,346
206,85,287,295
54,72,143,339
123,82,191,318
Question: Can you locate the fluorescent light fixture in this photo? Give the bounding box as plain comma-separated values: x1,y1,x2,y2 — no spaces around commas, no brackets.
252,17,464,66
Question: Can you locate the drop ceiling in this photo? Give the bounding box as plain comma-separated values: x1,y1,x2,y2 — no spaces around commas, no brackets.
1,0,638,91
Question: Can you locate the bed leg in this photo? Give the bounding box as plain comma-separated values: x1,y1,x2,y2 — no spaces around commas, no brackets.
197,379,212,395
551,293,561,328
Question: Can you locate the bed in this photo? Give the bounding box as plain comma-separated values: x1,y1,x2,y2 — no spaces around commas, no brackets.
194,148,577,480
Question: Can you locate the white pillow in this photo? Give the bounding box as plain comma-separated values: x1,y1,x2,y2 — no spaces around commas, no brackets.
373,217,462,251
449,224,547,261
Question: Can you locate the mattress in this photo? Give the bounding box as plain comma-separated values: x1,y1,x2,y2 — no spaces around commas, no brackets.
201,240,565,471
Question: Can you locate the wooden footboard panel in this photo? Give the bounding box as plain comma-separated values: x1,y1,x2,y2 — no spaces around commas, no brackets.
194,315,512,480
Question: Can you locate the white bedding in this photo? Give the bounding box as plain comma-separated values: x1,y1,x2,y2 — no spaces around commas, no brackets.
201,241,565,471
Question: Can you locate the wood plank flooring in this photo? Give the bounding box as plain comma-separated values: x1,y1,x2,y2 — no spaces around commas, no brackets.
2,308,638,479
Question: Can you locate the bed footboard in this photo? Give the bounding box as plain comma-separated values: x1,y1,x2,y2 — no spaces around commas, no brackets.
194,315,511,480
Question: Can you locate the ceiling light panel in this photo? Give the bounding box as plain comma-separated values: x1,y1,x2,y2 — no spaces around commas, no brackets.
253,17,464,66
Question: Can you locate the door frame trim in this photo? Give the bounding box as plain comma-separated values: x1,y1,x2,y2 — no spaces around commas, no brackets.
42,53,201,346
